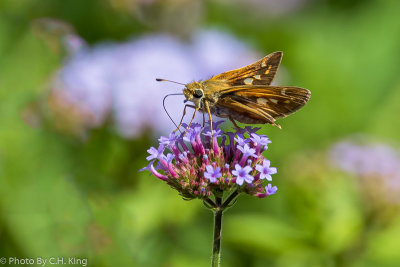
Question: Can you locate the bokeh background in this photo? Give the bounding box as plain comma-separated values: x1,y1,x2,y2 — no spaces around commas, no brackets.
1,0,400,266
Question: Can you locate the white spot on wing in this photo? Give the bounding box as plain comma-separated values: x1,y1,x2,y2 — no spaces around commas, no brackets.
261,61,267,67
244,78,253,85
281,88,287,96
270,98,278,104
254,75,261,80
257,98,268,104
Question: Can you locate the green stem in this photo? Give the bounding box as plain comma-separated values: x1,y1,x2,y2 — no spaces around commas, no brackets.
222,190,239,209
211,196,223,267
204,197,217,208
209,190,240,267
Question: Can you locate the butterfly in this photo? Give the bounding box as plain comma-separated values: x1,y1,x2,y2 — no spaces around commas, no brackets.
157,51,310,133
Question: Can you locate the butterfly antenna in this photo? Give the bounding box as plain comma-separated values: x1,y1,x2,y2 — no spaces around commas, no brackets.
163,93,184,133
156,78,186,86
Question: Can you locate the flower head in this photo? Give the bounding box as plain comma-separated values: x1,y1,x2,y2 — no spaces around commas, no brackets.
140,122,277,200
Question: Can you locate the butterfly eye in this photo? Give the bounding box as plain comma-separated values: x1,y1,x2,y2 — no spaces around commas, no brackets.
194,89,203,98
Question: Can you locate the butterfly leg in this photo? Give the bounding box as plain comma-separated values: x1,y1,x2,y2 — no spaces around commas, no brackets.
174,104,197,133
228,116,242,132
184,107,199,135
204,100,214,141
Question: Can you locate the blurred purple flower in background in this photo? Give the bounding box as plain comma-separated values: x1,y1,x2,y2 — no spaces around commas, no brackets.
329,139,400,203
51,29,259,138
192,30,258,78
330,140,400,177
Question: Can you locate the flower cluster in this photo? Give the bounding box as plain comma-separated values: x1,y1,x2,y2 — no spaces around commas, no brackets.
140,122,277,200
330,140,400,178
330,139,400,204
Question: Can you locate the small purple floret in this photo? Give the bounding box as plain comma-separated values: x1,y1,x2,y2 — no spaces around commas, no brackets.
183,124,202,142
265,183,278,195
158,132,178,147
146,144,165,161
237,144,257,158
203,128,223,138
234,135,247,147
256,159,277,181
244,126,261,134
251,133,271,146
232,164,254,185
204,165,222,183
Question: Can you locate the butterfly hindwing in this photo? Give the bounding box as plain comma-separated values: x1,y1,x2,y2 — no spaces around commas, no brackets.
208,51,282,86
215,86,310,126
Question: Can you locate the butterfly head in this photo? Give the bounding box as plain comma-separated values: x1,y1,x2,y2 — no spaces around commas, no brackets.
183,81,204,108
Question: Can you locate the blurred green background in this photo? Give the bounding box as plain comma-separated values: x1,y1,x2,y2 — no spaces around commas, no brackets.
1,0,400,266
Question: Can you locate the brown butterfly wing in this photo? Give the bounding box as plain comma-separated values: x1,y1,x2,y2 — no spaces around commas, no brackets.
208,51,282,86
215,86,311,127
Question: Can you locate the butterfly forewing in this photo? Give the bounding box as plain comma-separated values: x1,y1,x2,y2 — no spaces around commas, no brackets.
208,51,282,86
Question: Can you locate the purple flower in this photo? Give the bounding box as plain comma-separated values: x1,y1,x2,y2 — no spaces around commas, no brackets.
256,159,277,181
203,128,223,138
243,126,261,134
250,133,271,146
237,144,257,158
140,123,278,200
265,184,278,195
139,161,152,172
329,139,400,203
204,165,222,183
256,183,278,198
146,145,165,161
232,164,254,185
330,141,400,177
164,153,175,162
237,143,257,166
159,132,178,147
184,124,202,142
205,120,226,130
139,161,168,181
157,153,175,171
234,135,247,147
